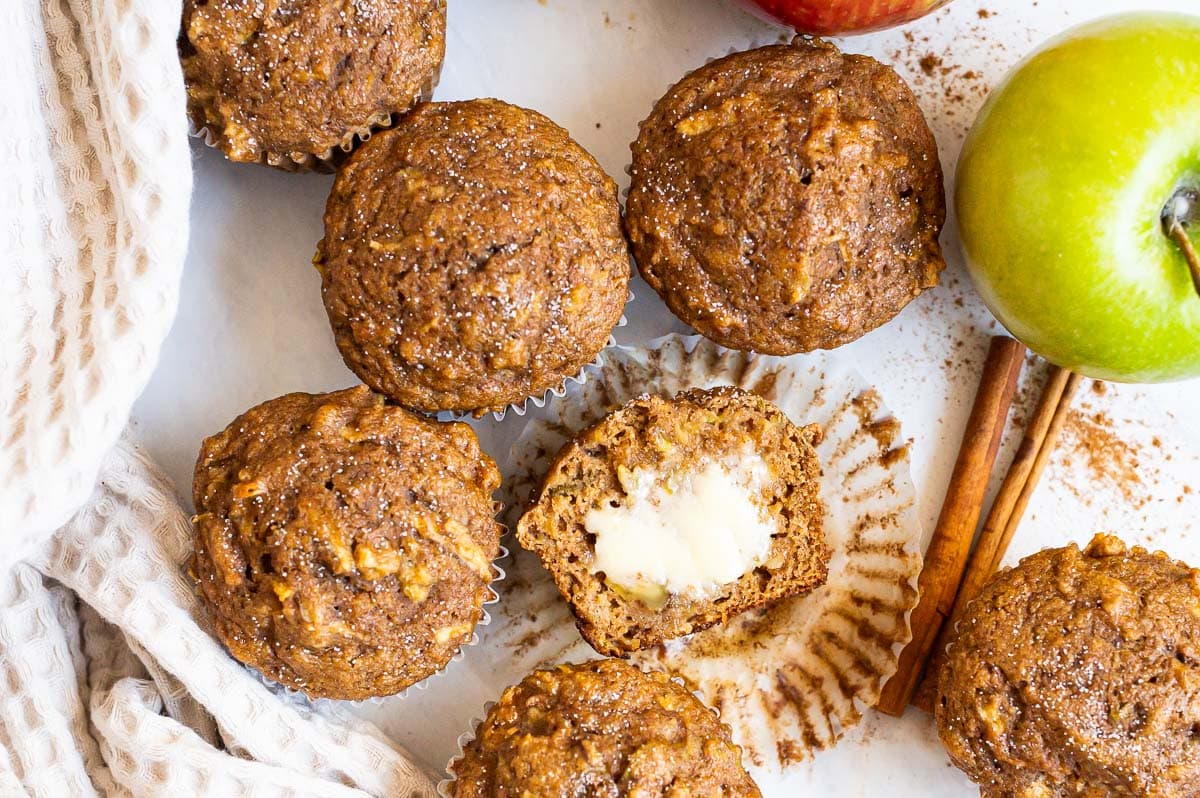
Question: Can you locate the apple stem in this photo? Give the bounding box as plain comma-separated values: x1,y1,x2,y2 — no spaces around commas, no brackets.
1162,186,1200,299
1166,220,1200,299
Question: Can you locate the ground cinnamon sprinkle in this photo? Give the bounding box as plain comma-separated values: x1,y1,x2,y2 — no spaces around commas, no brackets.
887,5,1024,132
1059,407,1147,508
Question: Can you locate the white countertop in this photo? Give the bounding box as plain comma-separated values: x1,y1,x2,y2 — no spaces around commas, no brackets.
133,0,1200,793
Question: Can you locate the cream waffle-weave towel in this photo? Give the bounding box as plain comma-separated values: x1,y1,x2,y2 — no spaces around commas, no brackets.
0,442,436,797
0,0,436,794
0,0,187,566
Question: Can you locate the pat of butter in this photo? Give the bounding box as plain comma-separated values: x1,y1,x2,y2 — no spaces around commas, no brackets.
585,449,776,605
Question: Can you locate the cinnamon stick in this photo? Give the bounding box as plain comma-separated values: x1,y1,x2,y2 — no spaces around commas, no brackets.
983,370,1083,575
875,336,1025,717
911,366,1082,712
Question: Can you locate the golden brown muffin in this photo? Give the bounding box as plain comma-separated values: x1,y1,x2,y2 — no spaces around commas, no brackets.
451,660,761,797
317,99,631,414
191,386,501,701
936,534,1200,798
517,386,829,657
181,0,445,168
626,37,945,354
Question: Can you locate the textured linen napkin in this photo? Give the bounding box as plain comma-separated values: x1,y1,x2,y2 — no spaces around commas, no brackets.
0,1,435,795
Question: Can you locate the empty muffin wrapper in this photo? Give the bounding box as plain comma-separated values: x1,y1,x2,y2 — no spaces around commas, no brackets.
455,334,925,778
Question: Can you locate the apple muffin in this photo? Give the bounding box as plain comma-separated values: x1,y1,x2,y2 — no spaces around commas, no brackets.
450,660,761,797
936,534,1200,798
191,386,501,701
317,99,630,414
180,0,445,168
517,386,829,657
626,37,945,354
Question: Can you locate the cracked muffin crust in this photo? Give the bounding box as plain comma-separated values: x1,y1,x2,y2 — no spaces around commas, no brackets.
517,386,829,657
191,386,501,700
317,99,631,414
181,0,445,168
450,660,761,797
626,37,945,354
936,534,1200,798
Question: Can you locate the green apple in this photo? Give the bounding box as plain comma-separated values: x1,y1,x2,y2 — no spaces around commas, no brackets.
957,12,1200,382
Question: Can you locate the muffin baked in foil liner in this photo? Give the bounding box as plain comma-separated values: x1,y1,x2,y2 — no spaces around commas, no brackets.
461,334,924,775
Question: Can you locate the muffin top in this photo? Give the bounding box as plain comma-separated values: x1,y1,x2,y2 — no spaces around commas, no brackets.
191,386,501,701
451,660,761,797
517,386,828,656
936,534,1200,798
626,37,945,354
318,99,630,414
181,0,446,167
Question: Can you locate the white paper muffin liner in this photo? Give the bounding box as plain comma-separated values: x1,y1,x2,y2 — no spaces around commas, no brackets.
436,701,493,798
479,334,924,770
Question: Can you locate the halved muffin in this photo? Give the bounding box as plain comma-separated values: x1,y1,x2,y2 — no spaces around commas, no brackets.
517,386,829,656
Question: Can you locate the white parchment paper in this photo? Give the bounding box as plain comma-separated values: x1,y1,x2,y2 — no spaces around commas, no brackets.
134,1,1200,794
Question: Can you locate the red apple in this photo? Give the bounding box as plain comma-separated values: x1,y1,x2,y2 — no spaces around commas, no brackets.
742,0,951,35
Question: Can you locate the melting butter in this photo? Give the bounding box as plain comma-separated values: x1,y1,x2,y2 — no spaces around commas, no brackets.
586,448,776,604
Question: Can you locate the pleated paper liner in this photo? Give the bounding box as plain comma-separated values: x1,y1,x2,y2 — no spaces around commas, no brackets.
192,93,431,173
436,701,493,798
482,334,924,770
